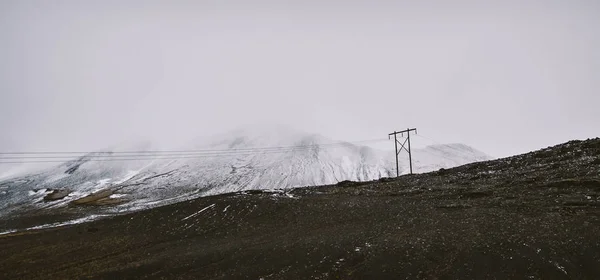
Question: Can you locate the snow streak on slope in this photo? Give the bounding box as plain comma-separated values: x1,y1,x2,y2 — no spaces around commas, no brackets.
0,127,491,217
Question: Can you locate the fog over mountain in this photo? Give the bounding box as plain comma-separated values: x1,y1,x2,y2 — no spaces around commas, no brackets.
1,0,599,160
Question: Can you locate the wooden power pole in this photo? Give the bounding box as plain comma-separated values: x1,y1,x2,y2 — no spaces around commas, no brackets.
388,128,417,176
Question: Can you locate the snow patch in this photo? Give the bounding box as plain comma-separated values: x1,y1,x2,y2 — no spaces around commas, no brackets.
28,189,47,196
97,178,111,186
0,229,17,235
552,261,568,275
0,214,110,235
181,204,216,221
285,193,299,199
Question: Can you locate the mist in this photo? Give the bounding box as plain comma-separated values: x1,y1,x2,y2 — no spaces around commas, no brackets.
1,0,599,160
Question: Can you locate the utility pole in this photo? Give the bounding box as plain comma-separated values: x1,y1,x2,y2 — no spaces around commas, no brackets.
388,128,417,176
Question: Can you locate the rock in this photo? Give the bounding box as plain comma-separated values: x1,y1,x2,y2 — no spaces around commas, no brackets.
43,189,71,201
71,189,114,205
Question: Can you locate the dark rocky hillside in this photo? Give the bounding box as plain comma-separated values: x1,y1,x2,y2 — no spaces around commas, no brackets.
1,138,599,279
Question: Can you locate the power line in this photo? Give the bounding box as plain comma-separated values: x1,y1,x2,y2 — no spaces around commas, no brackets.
0,144,367,160
413,134,481,164
0,152,292,164
0,138,389,164
0,146,353,159
413,134,473,157
0,138,386,156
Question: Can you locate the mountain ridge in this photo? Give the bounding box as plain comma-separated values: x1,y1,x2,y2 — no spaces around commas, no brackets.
0,128,491,218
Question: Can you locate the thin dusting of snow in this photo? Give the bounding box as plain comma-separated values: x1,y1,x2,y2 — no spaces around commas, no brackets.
114,170,141,184
44,172,70,183
0,127,491,219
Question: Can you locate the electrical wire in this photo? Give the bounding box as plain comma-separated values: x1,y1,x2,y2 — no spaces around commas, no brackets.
0,138,386,155
413,134,474,161
0,138,389,164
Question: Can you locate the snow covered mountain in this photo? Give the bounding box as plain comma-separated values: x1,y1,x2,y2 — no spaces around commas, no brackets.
0,127,491,217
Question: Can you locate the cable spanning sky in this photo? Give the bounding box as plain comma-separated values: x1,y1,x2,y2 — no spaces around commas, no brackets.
0,138,391,164
1,0,599,159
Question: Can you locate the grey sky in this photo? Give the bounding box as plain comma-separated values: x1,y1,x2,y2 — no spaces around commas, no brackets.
1,0,599,158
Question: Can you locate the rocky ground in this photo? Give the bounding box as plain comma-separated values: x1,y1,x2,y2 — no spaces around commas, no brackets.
1,139,599,279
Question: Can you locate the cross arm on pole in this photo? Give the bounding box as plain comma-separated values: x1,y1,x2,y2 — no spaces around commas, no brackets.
389,128,417,135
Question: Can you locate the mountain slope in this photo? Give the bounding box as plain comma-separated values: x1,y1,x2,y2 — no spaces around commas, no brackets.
0,127,491,219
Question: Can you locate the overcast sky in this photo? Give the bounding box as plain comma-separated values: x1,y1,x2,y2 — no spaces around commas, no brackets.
1,0,599,158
